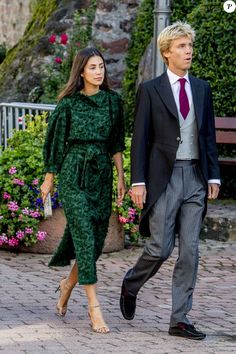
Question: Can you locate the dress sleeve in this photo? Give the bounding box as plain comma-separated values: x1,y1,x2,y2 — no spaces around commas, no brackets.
108,94,125,156
43,98,71,174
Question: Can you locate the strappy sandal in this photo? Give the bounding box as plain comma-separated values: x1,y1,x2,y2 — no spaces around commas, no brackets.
55,278,74,316
88,304,110,333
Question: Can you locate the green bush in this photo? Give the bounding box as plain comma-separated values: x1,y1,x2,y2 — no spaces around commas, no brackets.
0,114,60,248
113,137,142,243
122,0,154,135
40,1,97,103
123,0,235,135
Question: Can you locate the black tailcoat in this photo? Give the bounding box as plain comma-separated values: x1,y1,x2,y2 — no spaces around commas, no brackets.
131,72,220,236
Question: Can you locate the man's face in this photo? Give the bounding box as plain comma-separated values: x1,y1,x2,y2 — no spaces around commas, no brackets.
164,36,193,76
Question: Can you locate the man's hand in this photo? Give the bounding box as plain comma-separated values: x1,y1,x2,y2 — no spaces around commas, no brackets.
131,185,147,209
208,183,220,200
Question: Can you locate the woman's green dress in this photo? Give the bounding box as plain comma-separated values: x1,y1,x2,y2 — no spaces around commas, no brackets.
43,90,125,284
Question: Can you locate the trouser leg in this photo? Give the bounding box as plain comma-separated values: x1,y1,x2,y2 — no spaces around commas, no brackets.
170,164,206,326
124,167,184,296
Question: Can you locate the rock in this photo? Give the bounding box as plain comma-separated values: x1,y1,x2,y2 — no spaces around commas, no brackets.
201,203,236,241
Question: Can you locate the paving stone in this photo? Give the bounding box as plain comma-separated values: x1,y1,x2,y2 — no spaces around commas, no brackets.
0,239,236,353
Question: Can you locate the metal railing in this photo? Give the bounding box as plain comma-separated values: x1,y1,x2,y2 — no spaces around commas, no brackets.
0,102,56,150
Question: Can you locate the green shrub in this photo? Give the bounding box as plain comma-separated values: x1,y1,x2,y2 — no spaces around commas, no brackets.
0,114,60,248
122,0,154,135
40,1,97,103
113,137,142,243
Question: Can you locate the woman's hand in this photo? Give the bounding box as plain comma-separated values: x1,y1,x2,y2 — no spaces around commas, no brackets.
117,176,126,204
40,173,54,203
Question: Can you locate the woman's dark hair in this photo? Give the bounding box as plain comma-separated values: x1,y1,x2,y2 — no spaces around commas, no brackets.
58,47,109,101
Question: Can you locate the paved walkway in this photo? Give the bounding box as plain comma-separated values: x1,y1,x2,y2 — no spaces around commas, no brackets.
0,239,236,354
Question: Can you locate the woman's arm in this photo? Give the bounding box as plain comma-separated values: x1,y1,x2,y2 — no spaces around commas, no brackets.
113,151,126,203
40,172,54,203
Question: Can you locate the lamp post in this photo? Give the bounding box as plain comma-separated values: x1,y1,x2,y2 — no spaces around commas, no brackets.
152,0,172,78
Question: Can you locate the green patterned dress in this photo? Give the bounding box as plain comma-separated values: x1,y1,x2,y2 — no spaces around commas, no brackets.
43,90,125,284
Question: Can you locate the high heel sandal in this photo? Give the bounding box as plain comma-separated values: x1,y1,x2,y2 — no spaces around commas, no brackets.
55,278,74,317
88,304,110,334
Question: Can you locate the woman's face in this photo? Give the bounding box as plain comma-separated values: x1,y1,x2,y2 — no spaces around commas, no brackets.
81,55,105,88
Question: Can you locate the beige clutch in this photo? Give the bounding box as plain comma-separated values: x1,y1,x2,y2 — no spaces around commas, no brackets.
44,193,52,218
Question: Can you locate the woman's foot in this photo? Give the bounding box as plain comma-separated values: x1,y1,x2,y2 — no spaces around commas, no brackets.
55,278,75,316
88,304,110,333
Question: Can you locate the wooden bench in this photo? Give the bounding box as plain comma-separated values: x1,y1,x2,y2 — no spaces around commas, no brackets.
215,117,236,166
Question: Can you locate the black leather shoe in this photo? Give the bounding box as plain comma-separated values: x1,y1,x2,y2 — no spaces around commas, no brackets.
120,282,136,320
169,323,206,340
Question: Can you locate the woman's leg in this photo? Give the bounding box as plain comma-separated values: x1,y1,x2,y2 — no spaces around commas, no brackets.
56,261,78,316
84,284,109,333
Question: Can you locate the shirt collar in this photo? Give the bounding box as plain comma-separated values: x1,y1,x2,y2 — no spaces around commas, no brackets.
167,68,189,85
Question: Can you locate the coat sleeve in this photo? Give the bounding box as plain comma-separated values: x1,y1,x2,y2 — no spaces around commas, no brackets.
131,83,151,184
205,83,220,180
43,99,71,174
108,94,125,156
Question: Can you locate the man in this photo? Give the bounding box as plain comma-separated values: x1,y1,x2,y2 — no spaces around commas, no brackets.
120,22,220,340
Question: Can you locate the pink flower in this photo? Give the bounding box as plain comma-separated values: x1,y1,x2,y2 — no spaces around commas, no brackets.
3,192,11,199
60,33,68,45
128,208,136,216
18,214,23,221
55,57,62,64
76,41,81,47
0,234,8,245
9,166,17,175
8,238,19,247
30,210,41,218
49,34,56,43
0,215,3,220
8,201,19,211
37,231,47,241
13,178,25,186
22,208,30,215
11,212,16,218
16,230,25,240
32,179,39,185
25,227,33,234
118,216,128,224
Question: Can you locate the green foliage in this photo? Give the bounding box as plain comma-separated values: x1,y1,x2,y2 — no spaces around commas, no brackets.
40,0,97,103
122,0,154,135
188,0,236,118
123,0,235,136
0,114,60,248
0,0,57,88
112,137,141,243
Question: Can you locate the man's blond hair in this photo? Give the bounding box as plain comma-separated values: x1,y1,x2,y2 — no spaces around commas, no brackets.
157,21,195,65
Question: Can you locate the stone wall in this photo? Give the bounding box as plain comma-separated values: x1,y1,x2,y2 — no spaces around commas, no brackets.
0,0,143,101
93,0,142,90
0,0,32,48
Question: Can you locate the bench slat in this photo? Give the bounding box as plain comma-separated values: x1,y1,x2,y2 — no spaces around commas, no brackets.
215,117,236,129
216,131,236,144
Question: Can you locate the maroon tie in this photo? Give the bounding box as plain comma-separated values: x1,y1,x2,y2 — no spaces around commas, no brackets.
179,78,190,119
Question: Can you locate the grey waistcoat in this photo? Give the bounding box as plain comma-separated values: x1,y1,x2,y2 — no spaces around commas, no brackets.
176,102,200,160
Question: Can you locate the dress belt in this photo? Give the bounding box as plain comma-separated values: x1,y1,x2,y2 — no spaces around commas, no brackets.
174,159,199,166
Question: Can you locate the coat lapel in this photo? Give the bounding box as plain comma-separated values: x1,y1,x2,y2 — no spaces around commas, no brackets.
153,72,179,120
189,75,204,130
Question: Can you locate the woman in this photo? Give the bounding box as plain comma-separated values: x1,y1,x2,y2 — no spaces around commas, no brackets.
40,47,125,334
